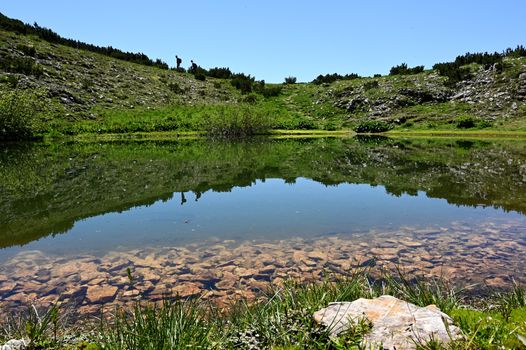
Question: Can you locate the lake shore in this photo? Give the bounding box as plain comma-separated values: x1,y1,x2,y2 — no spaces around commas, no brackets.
1,266,525,350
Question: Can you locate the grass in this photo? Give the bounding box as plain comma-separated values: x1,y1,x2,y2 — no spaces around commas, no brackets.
2,29,526,141
1,270,525,349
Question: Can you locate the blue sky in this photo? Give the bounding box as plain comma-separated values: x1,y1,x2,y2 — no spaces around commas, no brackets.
2,1,525,82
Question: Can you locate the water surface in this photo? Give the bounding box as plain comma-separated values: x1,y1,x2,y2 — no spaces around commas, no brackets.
1,136,525,313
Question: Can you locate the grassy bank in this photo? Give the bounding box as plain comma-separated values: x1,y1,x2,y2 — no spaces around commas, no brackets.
2,25,526,141
1,270,525,349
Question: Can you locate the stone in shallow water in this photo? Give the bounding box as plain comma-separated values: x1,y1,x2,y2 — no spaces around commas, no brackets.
86,285,118,304
313,295,461,350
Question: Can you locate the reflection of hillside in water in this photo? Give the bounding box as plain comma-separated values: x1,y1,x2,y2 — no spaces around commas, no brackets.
1,136,526,248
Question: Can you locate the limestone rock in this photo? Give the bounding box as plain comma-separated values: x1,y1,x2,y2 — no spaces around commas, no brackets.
0,339,27,350
313,295,461,350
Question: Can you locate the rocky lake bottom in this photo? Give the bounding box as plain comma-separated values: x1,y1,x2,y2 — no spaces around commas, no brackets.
1,219,525,317
2,137,526,317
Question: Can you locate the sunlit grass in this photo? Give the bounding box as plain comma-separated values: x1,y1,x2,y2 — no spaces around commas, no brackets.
2,270,525,349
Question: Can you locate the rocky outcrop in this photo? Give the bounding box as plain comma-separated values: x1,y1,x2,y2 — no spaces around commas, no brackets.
314,295,462,350
0,339,27,350
517,72,526,100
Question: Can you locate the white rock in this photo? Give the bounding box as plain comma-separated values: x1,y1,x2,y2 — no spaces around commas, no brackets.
313,295,461,350
0,339,27,350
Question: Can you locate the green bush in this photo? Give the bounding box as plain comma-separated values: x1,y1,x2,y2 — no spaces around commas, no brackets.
389,63,424,76
323,121,340,131
168,82,183,94
478,120,493,128
0,74,19,88
241,93,260,104
353,120,392,133
193,72,206,81
0,55,43,77
207,67,232,79
312,73,360,85
230,73,255,94
0,90,40,140
200,105,273,137
434,64,472,86
284,76,297,84
363,80,379,91
296,119,317,130
456,115,475,129
261,86,282,98
16,44,36,57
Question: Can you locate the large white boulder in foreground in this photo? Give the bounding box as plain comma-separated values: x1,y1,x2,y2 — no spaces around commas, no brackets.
313,295,462,350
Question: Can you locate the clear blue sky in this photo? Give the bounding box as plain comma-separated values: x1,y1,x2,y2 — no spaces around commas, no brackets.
2,1,525,82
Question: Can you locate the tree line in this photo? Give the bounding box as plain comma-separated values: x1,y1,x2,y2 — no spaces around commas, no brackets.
2,12,525,88
0,12,169,70
433,46,526,85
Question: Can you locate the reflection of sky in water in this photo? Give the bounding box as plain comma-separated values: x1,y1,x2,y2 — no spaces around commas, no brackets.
1,177,523,260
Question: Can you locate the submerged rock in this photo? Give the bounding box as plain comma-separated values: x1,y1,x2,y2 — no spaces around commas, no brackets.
86,285,118,304
313,295,461,350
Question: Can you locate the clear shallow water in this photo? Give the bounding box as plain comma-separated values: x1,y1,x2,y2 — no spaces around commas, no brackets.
1,179,523,260
1,136,526,312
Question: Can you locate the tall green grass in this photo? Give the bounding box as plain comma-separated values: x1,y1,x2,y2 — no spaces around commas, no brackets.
101,300,213,350
1,270,525,349
0,90,41,140
55,102,298,137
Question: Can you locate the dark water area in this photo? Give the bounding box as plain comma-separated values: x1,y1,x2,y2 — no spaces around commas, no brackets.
1,136,526,313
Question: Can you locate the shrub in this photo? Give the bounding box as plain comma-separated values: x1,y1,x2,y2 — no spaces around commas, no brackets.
295,119,317,130
201,105,273,137
241,93,260,104
81,77,94,90
323,121,340,131
193,72,206,81
0,74,19,87
260,86,282,98
373,74,382,78
504,45,526,58
207,67,232,79
456,115,475,129
389,63,424,76
284,76,297,84
0,90,40,140
312,73,360,85
230,73,255,94
0,55,43,77
16,44,36,57
353,120,392,133
363,80,379,91
433,63,472,86
478,120,493,128
168,82,183,94
432,50,509,85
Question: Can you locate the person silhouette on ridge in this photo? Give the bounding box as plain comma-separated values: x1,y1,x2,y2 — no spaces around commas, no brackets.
190,60,198,73
176,55,182,70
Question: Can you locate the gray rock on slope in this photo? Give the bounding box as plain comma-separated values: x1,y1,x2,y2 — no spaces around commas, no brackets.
0,339,27,350
313,295,461,350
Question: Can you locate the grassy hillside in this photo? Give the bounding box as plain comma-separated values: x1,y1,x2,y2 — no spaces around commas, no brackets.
1,25,526,139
